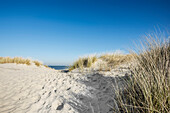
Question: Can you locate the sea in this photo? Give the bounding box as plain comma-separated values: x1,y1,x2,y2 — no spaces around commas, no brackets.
48,66,69,70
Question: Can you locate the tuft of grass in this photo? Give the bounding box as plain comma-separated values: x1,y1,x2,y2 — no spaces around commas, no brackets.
0,57,43,67
0,57,31,65
69,56,97,71
33,61,42,67
100,53,134,68
115,35,170,113
25,59,31,65
44,65,49,68
69,53,133,71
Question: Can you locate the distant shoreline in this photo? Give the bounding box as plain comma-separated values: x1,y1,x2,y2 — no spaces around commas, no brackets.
48,65,69,70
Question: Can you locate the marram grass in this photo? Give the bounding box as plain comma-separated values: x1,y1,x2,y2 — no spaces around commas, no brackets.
69,56,97,71
0,57,31,65
0,57,42,67
100,53,134,68
33,61,42,67
69,53,134,71
114,36,170,113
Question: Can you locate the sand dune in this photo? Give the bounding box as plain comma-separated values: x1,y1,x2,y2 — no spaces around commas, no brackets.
0,63,130,113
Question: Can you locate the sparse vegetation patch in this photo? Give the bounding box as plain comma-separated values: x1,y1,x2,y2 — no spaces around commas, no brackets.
69,56,97,71
100,53,134,68
0,57,31,65
33,61,42,66
0,57,43,67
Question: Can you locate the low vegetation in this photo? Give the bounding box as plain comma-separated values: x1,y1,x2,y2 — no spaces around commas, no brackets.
100,53,134,68
69,53,134,71
69,56,97,71
33,61,42,67
69,33,169,113
1,31,168,113
44,65,49,68
0,57,43,67
0,57,31,65
115,36,170,113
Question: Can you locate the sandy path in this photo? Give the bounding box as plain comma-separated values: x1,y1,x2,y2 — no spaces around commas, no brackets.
0,64,130,113
0,64,75,113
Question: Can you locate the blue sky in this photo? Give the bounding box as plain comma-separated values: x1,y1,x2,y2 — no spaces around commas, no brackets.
0,0,170,65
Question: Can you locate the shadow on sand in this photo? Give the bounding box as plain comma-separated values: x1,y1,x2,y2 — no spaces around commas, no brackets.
67,72,130,113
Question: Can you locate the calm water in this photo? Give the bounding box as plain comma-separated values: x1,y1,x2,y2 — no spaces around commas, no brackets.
48,66,68,70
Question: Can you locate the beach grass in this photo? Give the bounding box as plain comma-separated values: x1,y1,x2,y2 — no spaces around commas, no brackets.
0,57,31,65
69,53,134,71
33,61,42,66
114,35,170,113
69,56,97,71
100,53,134,68
0,57,43,67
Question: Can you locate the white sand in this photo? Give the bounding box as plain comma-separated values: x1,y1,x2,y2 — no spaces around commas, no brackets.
0,63,130,113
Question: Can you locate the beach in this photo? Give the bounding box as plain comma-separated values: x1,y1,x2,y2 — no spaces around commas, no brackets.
0,63,130,113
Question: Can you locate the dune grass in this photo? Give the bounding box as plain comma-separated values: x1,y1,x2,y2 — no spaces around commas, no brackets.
33,61,42,67
114,36,170,113
69,53,134,71
44,65,49,68
0,57,31,65
69,56,97,71
0,57,43,67
100,53,134,68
